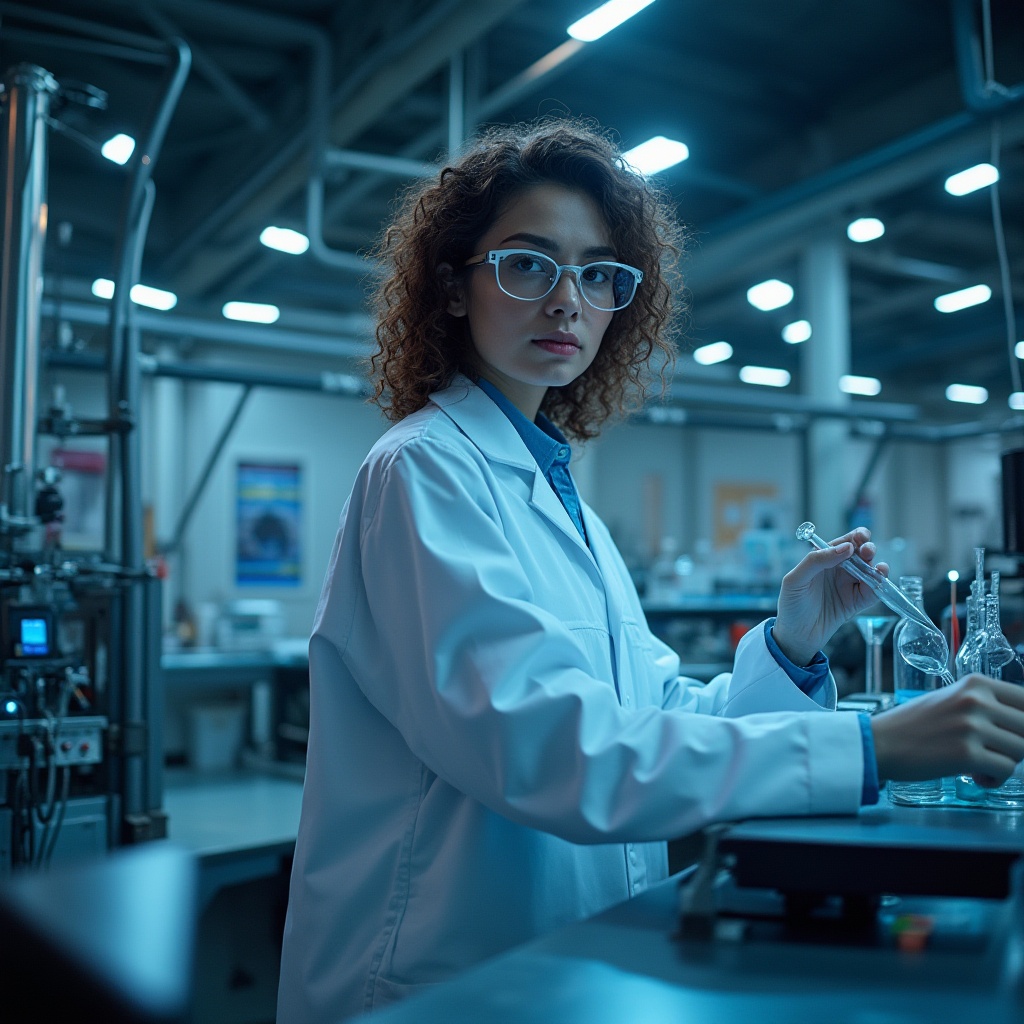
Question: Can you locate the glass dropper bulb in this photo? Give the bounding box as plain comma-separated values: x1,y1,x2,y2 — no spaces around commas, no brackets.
795,522,937,632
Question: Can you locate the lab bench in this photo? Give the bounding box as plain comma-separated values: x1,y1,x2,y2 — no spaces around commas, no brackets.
162,768,303,1024
161,644,311,767
353,796,1024,1024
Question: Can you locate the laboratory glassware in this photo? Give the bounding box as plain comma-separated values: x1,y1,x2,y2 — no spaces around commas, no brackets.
953,555,988,802
978,571,1024,806
796,522,953,685
954,588,984,680
854,615,897,696
888,577,943,805
981,573,1016,679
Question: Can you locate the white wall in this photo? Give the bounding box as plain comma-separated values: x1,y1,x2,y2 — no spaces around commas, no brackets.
177,381,388,637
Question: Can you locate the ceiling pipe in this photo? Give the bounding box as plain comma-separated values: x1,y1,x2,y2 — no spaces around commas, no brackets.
157,0,526,293
40,298,371,359
951,0,1024,113
686,0,1024,296
686,104,1024,293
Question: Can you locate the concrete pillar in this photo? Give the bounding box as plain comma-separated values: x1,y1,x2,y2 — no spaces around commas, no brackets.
800,233,852,535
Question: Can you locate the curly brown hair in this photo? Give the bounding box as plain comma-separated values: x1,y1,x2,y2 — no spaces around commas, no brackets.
368,117,685,440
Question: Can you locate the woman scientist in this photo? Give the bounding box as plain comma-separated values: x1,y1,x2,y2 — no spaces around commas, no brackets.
277,119,1024,1024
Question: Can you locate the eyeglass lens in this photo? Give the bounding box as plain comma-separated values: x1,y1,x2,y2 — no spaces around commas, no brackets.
495,252,636,310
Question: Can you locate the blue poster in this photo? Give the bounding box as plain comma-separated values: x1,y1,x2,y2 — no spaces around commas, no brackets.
236,462,302,586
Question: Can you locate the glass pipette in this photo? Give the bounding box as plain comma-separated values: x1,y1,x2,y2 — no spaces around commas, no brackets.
795,522,937,633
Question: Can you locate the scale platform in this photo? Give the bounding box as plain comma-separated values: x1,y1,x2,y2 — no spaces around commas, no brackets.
717,798,1024,900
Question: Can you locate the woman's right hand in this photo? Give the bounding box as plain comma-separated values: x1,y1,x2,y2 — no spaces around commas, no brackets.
871,674,1024,787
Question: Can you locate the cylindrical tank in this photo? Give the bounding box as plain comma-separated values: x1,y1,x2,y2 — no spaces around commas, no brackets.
0,64,58,529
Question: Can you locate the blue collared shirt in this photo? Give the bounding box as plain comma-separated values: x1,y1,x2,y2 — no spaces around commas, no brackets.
476,378,879,806
476,378,587,543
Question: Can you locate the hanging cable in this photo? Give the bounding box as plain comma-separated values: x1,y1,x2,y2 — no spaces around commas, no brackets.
978,0,1022,402
988,123,1022,398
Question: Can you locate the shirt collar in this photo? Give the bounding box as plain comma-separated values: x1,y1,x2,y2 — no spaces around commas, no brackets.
475,378,572,474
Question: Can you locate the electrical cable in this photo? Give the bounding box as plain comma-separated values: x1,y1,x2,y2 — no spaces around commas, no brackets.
41,767,70,870
33,684,72,867
988,123,1022,399
978,0,1023,406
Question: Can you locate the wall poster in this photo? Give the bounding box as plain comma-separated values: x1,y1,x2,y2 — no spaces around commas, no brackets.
235,461,302,586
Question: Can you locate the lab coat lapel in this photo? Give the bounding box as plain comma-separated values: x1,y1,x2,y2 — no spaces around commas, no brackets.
431,376,595,559
527,467,593,555
585,508,631,644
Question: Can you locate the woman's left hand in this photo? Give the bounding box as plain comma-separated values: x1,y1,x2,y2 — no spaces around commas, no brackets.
771,527,888,666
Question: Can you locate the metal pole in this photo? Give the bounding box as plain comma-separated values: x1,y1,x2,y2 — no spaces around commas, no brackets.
162,385,253,556
0,64,58,531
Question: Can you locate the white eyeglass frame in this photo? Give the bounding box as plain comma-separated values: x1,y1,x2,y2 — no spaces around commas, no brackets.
463,248,643,311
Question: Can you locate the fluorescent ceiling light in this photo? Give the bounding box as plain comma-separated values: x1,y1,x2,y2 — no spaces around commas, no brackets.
747,279,793,311
620,135,689,175
130,284,177,310
781,320,811,344
260,226,310,254
100,133,136,165
945,383,988,405
223,300,280,324
1015,341,1024,359
692,341,733,365
934,284,991,313
647,405,686,425
739,365,791,387
839,374,881,396
846,217,885,243
1010,392,1024,411
567,0,657,41
90,277,177,310
944,162,999,196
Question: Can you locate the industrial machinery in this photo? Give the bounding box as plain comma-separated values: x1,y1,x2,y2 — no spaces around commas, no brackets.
0,36,190,871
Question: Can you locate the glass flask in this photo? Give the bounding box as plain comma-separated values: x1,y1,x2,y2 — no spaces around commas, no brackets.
889,577,943,805
979,571,1024,807
981,573,1016,679
953,553,987,802
954,588,984,680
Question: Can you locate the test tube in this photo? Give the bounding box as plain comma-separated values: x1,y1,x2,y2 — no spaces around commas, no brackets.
795,522,937,632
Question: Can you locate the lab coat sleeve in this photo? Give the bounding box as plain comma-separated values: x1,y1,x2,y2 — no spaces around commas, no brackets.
347,437,864,844
660,624,838,715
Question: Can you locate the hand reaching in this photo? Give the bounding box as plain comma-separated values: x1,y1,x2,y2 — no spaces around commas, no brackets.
871,674,1024,786
772,527,887,666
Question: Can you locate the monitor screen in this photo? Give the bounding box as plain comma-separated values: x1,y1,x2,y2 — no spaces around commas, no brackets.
18,617,50,657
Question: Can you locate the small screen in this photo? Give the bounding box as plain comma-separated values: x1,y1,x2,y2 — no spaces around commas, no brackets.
19,617,49,657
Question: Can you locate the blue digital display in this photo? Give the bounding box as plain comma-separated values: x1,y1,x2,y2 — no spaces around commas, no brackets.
20,617,49,656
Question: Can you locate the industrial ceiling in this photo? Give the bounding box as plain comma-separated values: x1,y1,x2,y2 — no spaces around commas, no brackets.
2,0,1023,425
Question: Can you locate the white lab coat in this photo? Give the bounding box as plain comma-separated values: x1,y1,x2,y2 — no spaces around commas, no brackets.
277,375,865,1024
